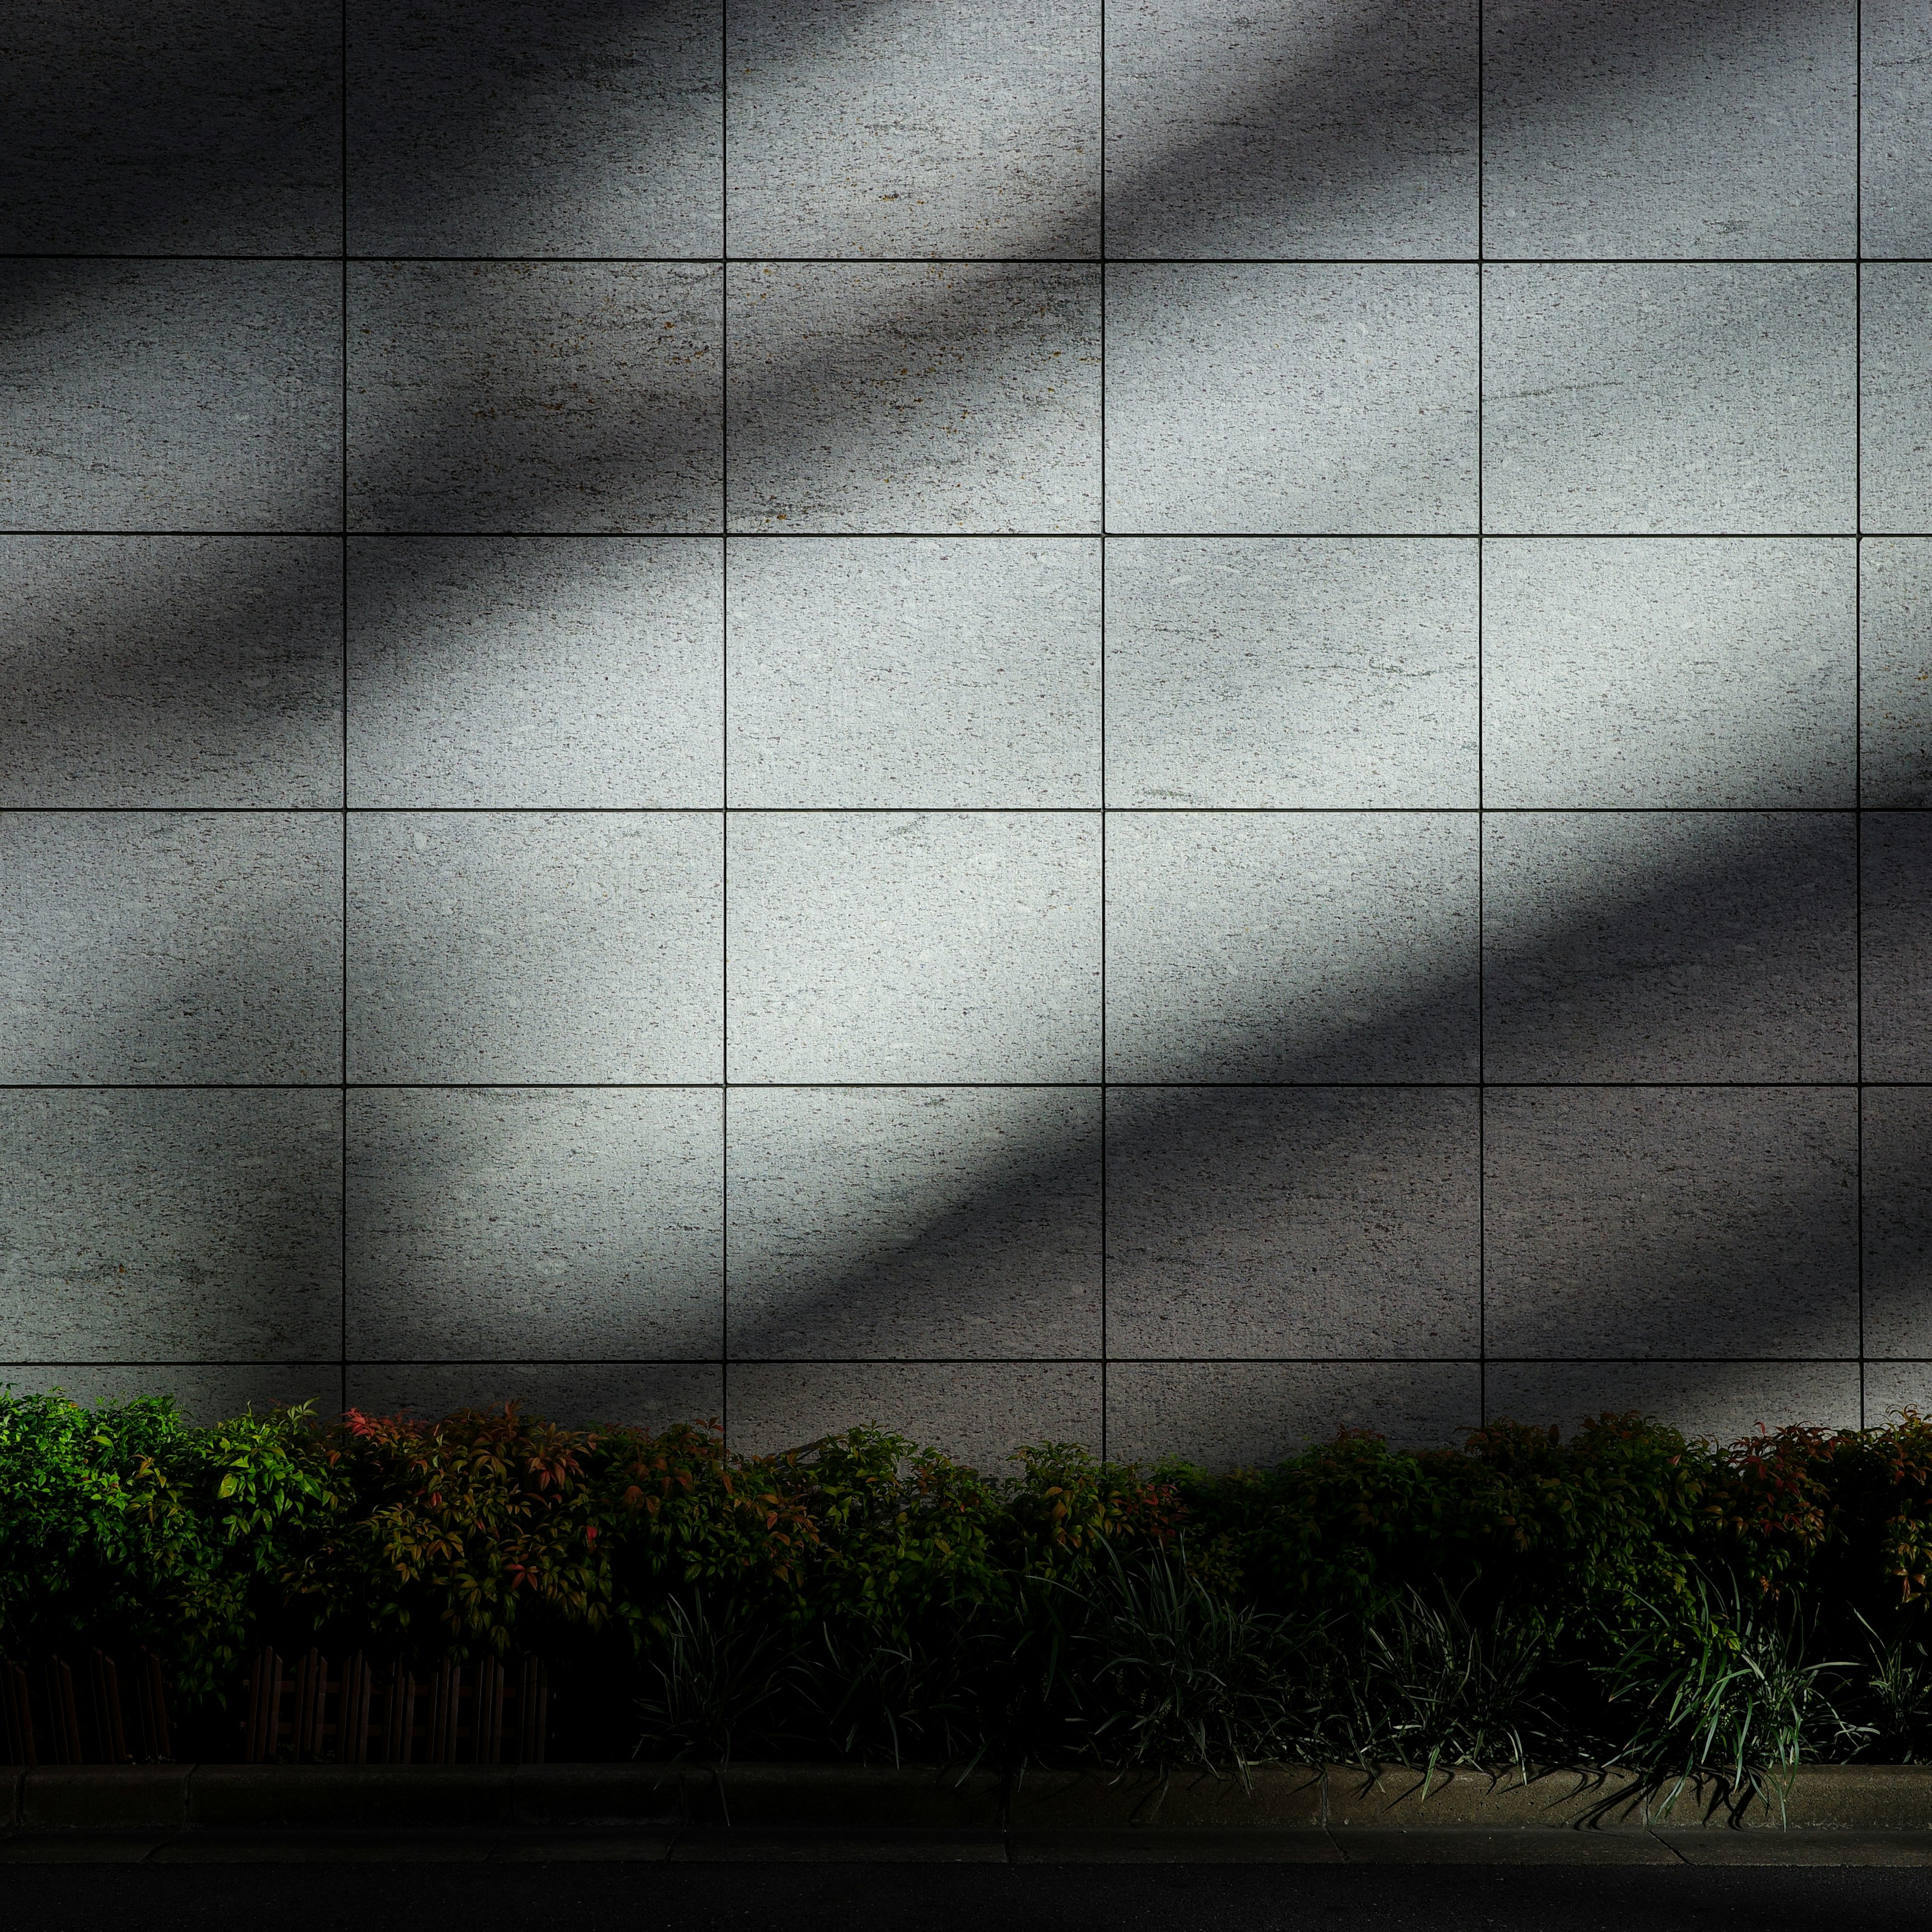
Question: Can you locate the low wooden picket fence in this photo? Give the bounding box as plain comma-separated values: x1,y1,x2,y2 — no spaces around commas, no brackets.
242,1649,549,1765
2,1648,549,1765
1,1651,172,1765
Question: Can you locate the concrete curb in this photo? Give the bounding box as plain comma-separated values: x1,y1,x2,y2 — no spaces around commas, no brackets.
6,1823,1932,1865
5,1763,1932,1844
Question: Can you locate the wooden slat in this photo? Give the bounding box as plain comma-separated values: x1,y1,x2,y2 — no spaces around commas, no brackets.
518,1658,549,1765
380,1660,416,1766
244,1649,282,1764
0,1663,34,1767
42,1658,82,1765
428,1661,458,1765
473,1656,503,1765
339,1651,371,1765
131,1649,171,1762
84,1651,128,1764
291,1649,327,1759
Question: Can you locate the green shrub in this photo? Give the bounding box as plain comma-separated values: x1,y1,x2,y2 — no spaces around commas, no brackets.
1159,1413,1724,1631
0,1393,338,1699
6,1388,1932,1778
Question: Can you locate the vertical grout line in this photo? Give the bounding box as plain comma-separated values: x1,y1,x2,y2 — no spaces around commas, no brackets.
339,0,351,1422
1475,0,1486,1429
1097,0,1108,1464
1853,5,1866,1428
718,0,731,1453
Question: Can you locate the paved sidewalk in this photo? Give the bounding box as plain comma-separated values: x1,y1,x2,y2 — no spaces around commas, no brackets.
5,1858,1931,1932
7,1822,1932,1865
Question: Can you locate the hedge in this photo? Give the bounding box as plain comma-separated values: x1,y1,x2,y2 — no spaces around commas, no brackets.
6,1392,1932,1798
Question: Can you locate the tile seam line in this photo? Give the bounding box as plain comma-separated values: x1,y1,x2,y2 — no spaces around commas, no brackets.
1098,0,1109,1464
719,0,730,1454
1856,0,1867,1429
1477,0,1487,1428
339,0,349,1423
0,806,1894,816
7,530,1900,540
6,254,1914,266
0,1360,1843,1370
0,1081,1900,1092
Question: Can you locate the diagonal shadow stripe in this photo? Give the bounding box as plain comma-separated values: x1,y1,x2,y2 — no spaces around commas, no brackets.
0,0,1913,1463
717,801,1880,1370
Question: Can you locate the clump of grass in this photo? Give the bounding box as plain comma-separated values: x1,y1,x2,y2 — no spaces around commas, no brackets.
632,1594,801,1764
1324,1587,1563,1780
1599,1571,1849,1820
1072,1540,1322,1780
1853,1622,1932,1762
794,1615,983,1767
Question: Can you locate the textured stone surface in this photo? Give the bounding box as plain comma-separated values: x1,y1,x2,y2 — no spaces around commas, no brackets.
0,814,342,1083
726,1363,1102,1467
1,537,343,809
0,1090,341,1362
726,1087,1100,1359
1103,0,1478,260
726,812,1100,1082
1863,813,1932,1081
1862,266,1932,535
1105,538,1477,809
0,264,342,532
346,1364,724,1431
347,1088,722,1360
727,538,1099,808
1106,265,1478,534
348,537,721,808
1483,0,1856,260
727,0,1099,259
0,0,340,253
1,1,1914,1457
1484,1363,1863,1440
349,0,721,256
726,264,1100,533
1864,0,1932,256
1482,539,1856,809
1482,812,1858,1083
1483,1087,1859,1360
347,813,721,1083
1106,1364,1481,1470
1862,540,1932,806
347,264,723,533
1867,1366,1932,1430
1483,265,1856,535
1863,1088,1932,1361
1105,1087,1479,1358
1105,812,1479,1081
0,1365,338,1422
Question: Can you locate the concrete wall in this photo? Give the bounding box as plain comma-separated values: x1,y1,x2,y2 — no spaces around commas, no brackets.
3,0,1928,1467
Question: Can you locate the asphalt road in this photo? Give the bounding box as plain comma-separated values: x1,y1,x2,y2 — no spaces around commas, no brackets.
5,1864,1930,1932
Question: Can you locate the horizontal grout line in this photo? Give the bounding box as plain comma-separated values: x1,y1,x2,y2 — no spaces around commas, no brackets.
0,1356,1892,1370
3,254,1919,268
8,529,1923,543
6,530,1917,543
0,1362,355,1371
1475,1357,1875,1367
3,1080,1919,1093
2,804,1908,817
